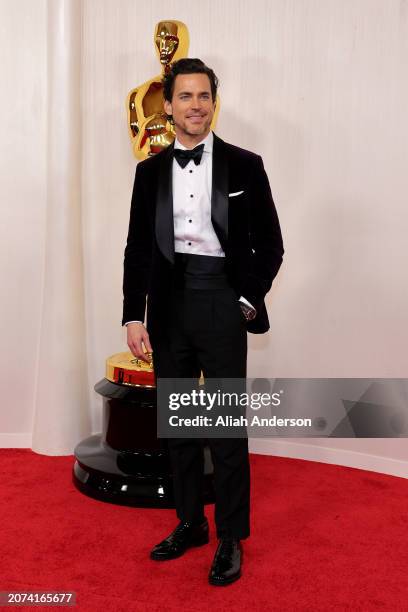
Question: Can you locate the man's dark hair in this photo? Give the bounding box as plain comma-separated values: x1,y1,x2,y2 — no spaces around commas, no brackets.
162,58,219,102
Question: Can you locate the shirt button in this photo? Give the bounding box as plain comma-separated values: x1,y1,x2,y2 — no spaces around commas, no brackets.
189,170,193,173
188,242,191,245
190,194,194,198
189,219,192,223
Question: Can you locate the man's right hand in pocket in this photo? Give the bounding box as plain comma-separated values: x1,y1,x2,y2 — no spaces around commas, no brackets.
126,322,153,364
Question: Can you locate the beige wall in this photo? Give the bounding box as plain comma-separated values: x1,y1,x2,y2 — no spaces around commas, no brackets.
1,0,408,471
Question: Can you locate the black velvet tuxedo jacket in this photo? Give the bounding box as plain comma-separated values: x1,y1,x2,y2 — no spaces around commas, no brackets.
122,132,284,335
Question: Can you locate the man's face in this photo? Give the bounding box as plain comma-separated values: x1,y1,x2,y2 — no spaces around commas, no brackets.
164,73,216,139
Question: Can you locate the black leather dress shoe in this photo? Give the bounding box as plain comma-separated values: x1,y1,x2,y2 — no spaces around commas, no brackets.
150,518,209,561
208,537,242,586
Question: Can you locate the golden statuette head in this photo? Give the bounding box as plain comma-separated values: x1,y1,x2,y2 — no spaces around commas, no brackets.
154,21,189,70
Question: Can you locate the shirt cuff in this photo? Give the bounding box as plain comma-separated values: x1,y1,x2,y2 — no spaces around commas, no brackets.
124,320,143,326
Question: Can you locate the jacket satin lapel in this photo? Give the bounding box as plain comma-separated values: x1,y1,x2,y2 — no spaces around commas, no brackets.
155,141,175,264
211,133,229,250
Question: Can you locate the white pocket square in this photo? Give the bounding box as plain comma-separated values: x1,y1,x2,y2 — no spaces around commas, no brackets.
228,190,244,197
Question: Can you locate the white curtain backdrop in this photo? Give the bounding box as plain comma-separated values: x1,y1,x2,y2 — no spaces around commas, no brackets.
1,0,408,472
32,0,90,454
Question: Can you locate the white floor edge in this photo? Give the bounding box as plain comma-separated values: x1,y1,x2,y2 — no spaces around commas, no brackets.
249,438,408,480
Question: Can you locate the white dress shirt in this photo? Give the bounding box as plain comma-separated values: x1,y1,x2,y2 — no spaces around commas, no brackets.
172,131,224,257
125,131,254,325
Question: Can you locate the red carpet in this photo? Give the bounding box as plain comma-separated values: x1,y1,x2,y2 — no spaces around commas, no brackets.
1,449,408,611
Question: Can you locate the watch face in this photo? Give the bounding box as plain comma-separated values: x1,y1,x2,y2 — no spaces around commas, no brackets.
240,302,256,321
246,309,256,321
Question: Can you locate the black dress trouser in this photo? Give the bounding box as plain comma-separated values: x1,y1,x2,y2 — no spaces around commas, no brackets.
152,281,250,540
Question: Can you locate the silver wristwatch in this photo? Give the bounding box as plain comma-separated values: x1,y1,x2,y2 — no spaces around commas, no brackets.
239,301,257,321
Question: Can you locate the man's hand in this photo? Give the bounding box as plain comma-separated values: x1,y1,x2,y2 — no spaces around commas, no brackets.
126,322,153,364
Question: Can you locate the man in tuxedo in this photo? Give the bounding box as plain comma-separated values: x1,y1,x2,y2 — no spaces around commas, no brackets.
122,58,284,585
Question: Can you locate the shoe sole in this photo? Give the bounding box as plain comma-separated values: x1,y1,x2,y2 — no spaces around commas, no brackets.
209,570,242,586
150,534,209,561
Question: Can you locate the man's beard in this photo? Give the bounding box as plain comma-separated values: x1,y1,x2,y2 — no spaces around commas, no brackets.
175,116,212,137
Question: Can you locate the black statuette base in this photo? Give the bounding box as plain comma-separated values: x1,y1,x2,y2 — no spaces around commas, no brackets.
72,379,215,508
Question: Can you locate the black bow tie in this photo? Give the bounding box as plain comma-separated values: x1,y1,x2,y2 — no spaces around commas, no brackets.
173,144,205,168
